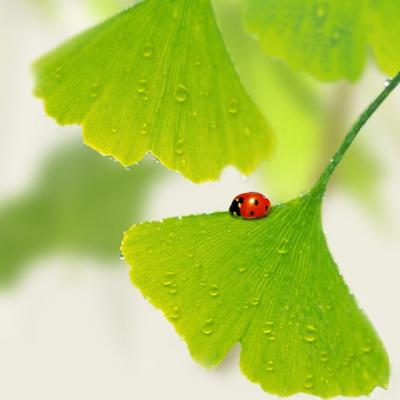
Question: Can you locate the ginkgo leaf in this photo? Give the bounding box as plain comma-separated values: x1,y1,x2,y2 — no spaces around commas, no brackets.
243,0,400,81
33,0,274,182
122,71,400,397
122,187,389,397
0,140,161,286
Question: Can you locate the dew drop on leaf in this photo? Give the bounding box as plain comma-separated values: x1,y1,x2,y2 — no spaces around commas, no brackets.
263,321,274,334
208,284,219,297
304,374,314,389
169,283,178,294
362,341,373,353
175,83,189,103
304,324,318,343
202,319,214,335
163,272,176,286
320,351,329,362
174,138,185,155
251,297,260,306
170,306,181,320
277,238,289,255
140,123,149,135
384,78,392,87
227,97,239,114
267,360,275,372
137,79,148,94
143,42,153,58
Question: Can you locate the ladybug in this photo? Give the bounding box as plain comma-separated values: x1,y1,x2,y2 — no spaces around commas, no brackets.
229,192,271,219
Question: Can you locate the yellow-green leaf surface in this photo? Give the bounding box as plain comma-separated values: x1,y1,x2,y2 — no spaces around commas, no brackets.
243,0,400,81
122,72,400,397
33,0,273,182
122,187,389,397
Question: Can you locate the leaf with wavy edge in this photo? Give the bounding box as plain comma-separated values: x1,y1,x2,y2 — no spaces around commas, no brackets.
122,73,400,397
33,0,273,182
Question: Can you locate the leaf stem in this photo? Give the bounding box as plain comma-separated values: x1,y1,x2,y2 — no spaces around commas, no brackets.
314,71,400,191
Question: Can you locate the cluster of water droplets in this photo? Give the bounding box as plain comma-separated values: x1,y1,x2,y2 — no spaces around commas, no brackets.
163,271,179,294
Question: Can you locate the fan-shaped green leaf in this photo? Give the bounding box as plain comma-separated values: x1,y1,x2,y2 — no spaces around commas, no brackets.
33,0,274,182
243,0,400,81
122,187,389,397
122,71,400,397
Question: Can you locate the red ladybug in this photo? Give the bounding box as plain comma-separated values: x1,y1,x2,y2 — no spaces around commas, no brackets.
229,192,271,219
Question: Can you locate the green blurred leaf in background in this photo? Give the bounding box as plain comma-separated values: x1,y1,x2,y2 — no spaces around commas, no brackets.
244,0,400,81
215,0,323,202
0,139,161,287
33,0,274,183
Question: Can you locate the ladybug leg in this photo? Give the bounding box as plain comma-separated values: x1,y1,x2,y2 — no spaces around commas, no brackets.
229,199,241,217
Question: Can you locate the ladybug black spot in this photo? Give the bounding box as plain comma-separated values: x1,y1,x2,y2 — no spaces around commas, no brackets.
229,199,241,217
254,199,259,205
265,206,269,211
250,211,255,216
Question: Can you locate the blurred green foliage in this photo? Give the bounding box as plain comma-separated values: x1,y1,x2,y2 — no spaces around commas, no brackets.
244,0,400,81
0,140,161,286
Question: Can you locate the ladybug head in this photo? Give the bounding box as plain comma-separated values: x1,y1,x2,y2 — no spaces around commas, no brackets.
229,197,243,217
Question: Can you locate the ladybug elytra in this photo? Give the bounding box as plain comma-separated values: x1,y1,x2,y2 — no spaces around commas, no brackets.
229,192,271,219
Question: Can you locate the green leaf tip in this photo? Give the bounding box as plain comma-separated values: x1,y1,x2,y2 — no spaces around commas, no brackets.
32,0,274,183
122,73,400,397
243,0,400,81
122,188,389,398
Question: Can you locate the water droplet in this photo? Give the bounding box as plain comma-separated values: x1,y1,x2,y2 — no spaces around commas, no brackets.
143,42,153,58
209,284,219,297
263,322,276,340
169,283,178,294
137,79,148,94
304,374,314,389
320,351,329,362
362,342,372,353
384,78,392,87
163,272,176,286
170,306,180,320
175,83,189,103
267,360,275,372
238,264,247,273
227,97,239,114
277,238,289,255
251,297,260,306
119,254,125,261
202,319,214,335
174,136,185,155
263,321,274,334
140,123,149,135
111,127,118,133
304,325,318,343
195,59,201,67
